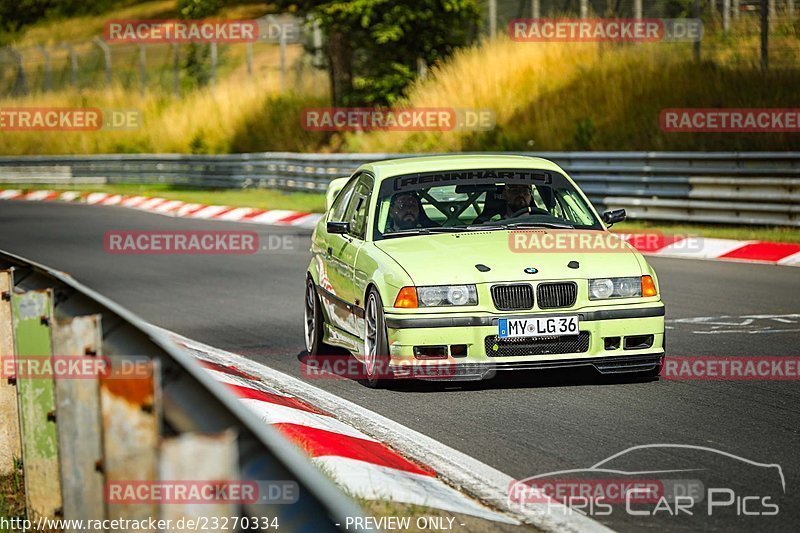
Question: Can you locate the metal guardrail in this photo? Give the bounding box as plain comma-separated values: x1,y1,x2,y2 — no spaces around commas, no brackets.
0,250,367,531
0,152,798,226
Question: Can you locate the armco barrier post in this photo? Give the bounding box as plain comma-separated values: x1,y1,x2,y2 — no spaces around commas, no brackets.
12,289,63,520
0,269,21,476
102,358,160,530
160,431,239,525
52,315,106,526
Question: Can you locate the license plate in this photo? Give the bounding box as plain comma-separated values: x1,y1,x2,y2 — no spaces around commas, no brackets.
498,316,579,338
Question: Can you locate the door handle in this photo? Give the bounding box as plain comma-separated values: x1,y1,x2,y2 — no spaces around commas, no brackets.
327,246,333,256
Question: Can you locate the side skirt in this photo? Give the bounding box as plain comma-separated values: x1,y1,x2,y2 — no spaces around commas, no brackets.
322,322,364,359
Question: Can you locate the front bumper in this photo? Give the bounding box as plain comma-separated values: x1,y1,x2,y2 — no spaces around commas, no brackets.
383,304,665,380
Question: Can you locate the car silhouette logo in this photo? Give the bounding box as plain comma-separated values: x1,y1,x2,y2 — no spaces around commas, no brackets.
524,267,538,274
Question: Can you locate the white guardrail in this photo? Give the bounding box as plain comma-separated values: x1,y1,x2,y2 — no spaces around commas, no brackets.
0,152,798,226
0,250,369,532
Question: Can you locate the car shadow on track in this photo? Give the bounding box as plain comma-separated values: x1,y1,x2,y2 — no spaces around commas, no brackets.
296,351,659,393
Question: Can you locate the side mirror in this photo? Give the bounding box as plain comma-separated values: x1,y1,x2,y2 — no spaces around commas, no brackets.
602,209,626,227
327,221,350,234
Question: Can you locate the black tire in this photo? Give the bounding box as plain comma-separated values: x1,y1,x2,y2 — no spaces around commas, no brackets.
363,288,392,388
304,276,329,355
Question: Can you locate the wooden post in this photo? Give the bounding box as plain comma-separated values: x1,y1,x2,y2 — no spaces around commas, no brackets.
694,0,702,61
52,315,106,527
12,289,62,521
93,37,112,87
172,44,180,97
279,32,287,92
761,0,769,72
210,42,217,88
160,431,239,526
37,45,51,92
139,44,147,96
102,359,159,531
0,270,21,477
246,42,253,77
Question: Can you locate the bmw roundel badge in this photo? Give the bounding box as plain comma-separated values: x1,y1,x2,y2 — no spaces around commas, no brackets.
524,267,538,274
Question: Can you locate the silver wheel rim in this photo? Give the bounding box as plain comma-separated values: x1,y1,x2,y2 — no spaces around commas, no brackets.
304,280,316,353
364,294,378,376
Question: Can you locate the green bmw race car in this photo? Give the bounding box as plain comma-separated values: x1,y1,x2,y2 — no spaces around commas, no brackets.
304,155,665,387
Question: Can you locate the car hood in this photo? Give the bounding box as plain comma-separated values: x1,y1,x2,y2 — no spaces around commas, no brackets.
374,230,644,285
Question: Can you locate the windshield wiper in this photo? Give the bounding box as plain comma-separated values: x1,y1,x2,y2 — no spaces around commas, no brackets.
383,226,482,238
382,228,432,239
503,222,575,229
426,227,474,233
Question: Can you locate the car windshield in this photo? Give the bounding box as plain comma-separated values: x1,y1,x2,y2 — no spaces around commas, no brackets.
374,168,602,239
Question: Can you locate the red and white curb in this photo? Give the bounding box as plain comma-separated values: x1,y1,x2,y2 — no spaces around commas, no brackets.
616,233,800,266
157,328,611,532
3,188,796,266
0,189,322,229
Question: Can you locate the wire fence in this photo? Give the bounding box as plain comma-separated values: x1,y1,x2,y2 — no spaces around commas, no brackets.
484,0,800,68
1,2,798,98
0,14,313,97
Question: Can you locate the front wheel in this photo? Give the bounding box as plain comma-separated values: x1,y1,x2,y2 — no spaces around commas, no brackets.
363,288,391,388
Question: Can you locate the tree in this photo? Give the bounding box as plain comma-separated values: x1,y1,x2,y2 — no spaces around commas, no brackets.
277,0,481,106
178,0,221,86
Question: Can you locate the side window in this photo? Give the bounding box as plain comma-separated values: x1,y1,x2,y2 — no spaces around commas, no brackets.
328,177,358,223
346,176,373,240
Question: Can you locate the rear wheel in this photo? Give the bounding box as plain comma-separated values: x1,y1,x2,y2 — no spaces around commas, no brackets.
304,276,329,355
363,288,391,388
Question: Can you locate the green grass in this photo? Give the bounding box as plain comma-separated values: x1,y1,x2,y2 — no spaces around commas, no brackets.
0,460,25,528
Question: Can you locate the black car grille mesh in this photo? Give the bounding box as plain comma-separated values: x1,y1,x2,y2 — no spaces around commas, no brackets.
485,332,590,357
491,284,534,311
537,282,578,309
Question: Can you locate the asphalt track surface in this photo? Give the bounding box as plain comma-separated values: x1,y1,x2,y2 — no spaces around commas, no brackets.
2,200,799,532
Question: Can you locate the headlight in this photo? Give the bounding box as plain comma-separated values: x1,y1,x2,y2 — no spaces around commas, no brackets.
589,277,642,300
417,285,478,307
